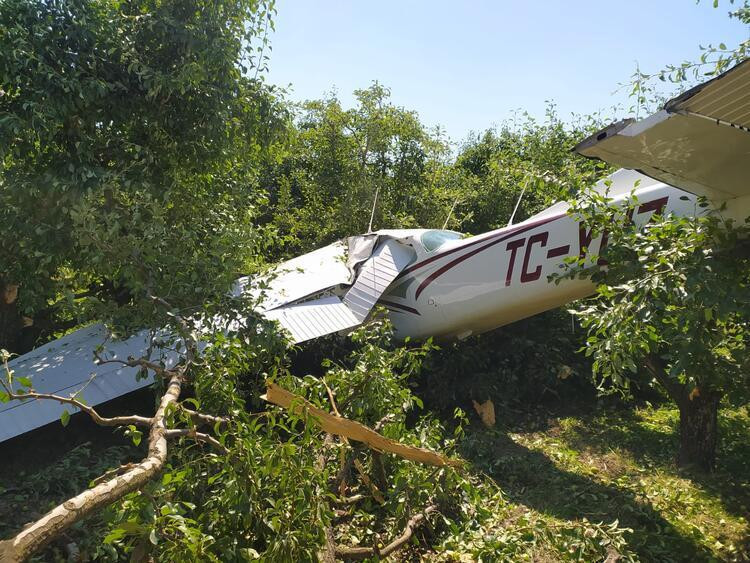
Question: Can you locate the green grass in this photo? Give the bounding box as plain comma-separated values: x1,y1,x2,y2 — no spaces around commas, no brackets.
458,403,750,562
2,404,747,561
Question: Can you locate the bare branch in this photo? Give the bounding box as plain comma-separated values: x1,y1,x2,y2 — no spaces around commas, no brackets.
0,374,183,562
94,349,170,378
334,505,438,561
180,406,230,428
3,389,152,427
0,359,152,428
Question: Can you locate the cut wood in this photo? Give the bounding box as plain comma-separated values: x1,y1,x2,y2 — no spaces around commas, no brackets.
262,382,462,468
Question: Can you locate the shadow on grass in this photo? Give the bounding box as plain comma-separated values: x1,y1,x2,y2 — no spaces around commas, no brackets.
460,425,714,562
547,406,750,523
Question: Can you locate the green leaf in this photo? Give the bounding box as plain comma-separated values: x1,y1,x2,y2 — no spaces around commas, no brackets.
60,410,71,427
17,376,32,388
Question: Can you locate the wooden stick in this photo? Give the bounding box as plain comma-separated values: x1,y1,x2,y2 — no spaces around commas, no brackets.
334,505,438,561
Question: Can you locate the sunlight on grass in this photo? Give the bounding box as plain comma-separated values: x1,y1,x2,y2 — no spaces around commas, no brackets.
489,404,750,561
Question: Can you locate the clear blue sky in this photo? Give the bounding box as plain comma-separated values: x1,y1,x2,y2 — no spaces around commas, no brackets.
265,1,749,143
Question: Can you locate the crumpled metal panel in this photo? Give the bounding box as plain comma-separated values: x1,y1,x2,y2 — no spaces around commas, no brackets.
344,239,416,321
263,295,361,343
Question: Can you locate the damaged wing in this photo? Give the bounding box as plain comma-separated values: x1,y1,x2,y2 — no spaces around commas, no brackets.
260,237,416,343
0,324,178,443
0,234,415,442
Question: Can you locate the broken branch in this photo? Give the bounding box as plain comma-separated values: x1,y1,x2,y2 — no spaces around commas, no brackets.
0,373,183,562
262,382,461,468
334,504,438,561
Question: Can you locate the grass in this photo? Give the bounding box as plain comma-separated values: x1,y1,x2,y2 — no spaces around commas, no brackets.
458,402,750,562
1,399,747,561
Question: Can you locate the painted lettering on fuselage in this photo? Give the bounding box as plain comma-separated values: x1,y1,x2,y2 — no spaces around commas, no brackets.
503,196,670,286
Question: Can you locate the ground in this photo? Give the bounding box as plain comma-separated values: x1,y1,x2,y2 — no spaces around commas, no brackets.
1,399,748,561
459,403,750,562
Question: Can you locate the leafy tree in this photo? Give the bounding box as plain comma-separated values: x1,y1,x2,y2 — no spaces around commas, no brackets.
0,0,284,351
562,190,750,471
454,107,605,235
262,83,461,256
563,0,750,472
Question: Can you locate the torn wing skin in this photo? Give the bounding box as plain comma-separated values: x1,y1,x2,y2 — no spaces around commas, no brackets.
574,59,750,220
257,234,417,343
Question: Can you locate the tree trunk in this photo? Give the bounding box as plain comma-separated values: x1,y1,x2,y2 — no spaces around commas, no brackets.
645,354,721,473
677,389,720,472
0,282,22,354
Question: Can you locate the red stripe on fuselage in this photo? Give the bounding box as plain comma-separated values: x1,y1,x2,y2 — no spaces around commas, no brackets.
413,214,565,300
399,215,563,279
378,299,421,315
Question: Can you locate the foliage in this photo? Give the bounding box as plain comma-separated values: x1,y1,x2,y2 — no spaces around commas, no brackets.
262,83,460,256
562,189,750,404
0,0,284,341
626,1,748,115
454,106,606,235
420,309,592,415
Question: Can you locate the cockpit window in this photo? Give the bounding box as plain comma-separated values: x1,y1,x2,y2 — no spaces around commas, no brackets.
420,230,464,252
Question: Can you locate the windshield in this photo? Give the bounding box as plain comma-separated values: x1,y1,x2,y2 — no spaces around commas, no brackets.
420,230,464,252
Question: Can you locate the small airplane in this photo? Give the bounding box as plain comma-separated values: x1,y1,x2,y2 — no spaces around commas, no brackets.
1,60,748,443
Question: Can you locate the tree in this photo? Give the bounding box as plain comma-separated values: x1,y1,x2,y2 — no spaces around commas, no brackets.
562,189,750,471
262,83,461,256
0,0,284,352
454,106,605,235
561,0,750,472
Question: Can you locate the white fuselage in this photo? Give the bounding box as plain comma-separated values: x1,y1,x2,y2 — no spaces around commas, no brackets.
381,172,699,340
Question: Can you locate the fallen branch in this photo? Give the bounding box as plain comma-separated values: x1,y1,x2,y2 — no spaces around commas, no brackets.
0,375,152,429
0,374,183,562
262,382,462,468
334,505,438,561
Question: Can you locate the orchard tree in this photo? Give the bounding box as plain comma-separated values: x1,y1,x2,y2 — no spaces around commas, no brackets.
0,0,285,352
563,189,750,471
264,83,462,255
563,0,750,472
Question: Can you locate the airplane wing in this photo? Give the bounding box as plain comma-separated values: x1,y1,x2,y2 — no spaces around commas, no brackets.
575,59,750,204
0,324,178,443
0,234,416,442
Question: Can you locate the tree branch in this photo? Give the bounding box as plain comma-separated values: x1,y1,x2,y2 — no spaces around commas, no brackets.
0,373,183,562
0,364,151,428
645,353,688,408
179,406,230,428
164,428,227,453
334,505,438,561
94,350,170,378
